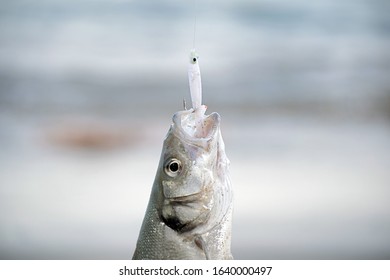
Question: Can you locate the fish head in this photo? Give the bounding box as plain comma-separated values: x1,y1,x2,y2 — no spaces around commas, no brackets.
156,109,227,233
189,49,199,65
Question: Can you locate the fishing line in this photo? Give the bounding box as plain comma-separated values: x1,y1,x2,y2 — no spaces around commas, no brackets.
192,0,198,49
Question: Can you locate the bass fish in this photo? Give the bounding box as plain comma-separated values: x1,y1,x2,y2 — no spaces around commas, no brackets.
132,50,233,259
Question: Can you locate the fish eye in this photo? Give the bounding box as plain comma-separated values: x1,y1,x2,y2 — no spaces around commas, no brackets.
192,57,197,62
164,159,182,177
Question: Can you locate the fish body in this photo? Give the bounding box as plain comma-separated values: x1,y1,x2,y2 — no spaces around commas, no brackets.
132,108,233,259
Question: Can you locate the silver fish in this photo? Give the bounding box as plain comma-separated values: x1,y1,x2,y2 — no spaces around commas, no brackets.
132,108,233,259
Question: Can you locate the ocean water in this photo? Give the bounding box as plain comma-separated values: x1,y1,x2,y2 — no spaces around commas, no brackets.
0,0,390,259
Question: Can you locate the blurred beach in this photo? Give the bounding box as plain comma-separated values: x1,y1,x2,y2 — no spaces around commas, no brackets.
0,0,390,259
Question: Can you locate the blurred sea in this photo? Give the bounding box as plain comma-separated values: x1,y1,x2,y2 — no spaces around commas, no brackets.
1,0,390,259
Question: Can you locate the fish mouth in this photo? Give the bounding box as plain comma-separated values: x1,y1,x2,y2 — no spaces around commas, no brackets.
171,109,221,145
167,192,202,204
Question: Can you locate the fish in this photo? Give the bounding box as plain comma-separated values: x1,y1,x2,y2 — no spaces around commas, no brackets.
132,50,233,260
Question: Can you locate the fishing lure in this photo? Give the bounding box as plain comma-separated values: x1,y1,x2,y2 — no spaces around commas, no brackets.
187,49,207,137
188,49,202,110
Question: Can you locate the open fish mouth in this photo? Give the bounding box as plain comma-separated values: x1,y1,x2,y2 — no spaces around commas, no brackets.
171,108,221,145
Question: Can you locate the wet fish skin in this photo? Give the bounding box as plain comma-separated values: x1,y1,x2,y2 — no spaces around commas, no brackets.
132,109,233,260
